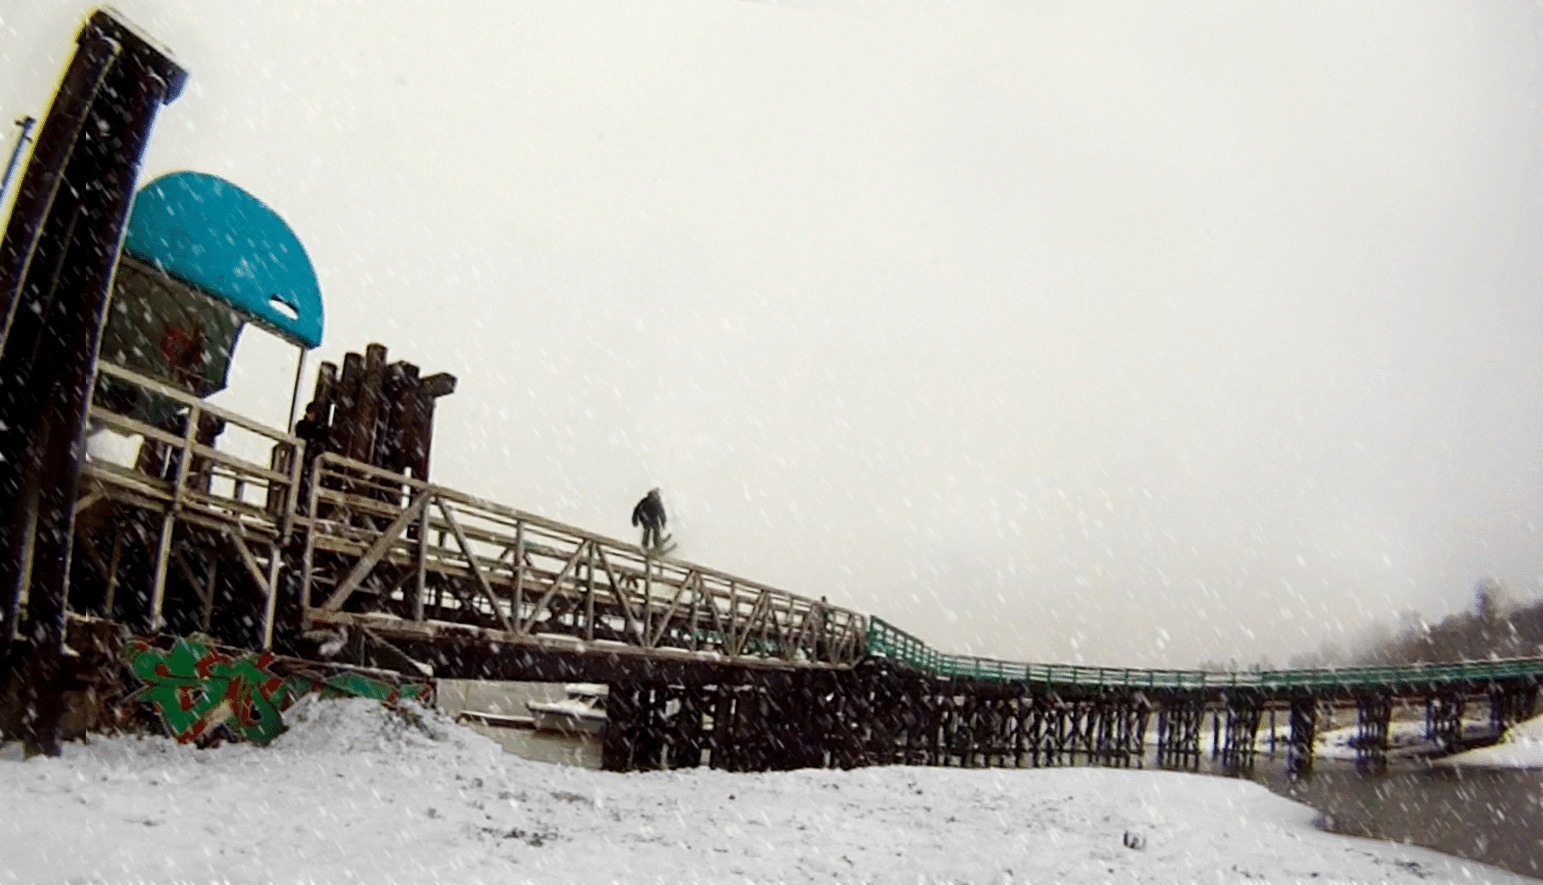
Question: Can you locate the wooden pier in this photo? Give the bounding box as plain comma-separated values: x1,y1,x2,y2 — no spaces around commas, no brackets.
8,357,1543,770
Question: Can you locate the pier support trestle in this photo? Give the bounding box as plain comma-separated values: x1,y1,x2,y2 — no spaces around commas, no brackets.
1155,697,1204,771
1489,684,1539,739
1353,693,1392,772
1425,693,1464,754
1217,692,1264,773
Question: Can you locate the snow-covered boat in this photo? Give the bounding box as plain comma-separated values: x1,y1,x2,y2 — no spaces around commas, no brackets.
526,684,608,736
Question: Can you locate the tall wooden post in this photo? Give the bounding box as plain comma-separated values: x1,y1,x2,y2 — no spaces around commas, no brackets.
350,343,388,463
0,11,185,755
1286,694,1317,776
1220,694,1263,773
328,352,364,460
408,373,457,480
1354,692,1391,772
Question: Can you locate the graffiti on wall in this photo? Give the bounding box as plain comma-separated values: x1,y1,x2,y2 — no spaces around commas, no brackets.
127,637,431,745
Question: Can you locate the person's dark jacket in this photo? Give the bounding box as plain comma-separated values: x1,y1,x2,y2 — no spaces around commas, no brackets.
631,490,666,530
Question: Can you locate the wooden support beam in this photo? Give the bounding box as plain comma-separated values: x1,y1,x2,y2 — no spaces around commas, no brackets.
328,351,364,463
435,499,513,633
358,623,432,677
74,532,113,589
375,361,415,471
72,489,105,516
101,528,124,619
259,540,282,651
768,596,801,660
146,413,199,632
420,373,457,398
511,520,525,630
687,582,702,653
311,361,337,417
147,511,175,634
788,603,820,661
405,372,455,481
350,343,387,464
413,495,428,623
1354,693,1391,773
730,590,771,658
169,545,217,633
592,546,644,645
226,530,274,596
723,582,740,654
516,541,587,637
1286,695,1316,775
319,491,429,611
433,575,485,623
200,556,220,632
649,571,697,648
169,542,201,597
584,543,596,642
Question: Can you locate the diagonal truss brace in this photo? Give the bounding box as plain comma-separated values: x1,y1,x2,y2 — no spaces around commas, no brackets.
517,540,589,638
320,492,430,611
436,500,515,633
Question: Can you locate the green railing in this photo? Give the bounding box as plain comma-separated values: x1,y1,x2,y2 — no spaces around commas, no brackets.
866,617,1543,693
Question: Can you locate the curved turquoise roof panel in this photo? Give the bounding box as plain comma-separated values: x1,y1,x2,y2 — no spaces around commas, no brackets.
122,171,324,348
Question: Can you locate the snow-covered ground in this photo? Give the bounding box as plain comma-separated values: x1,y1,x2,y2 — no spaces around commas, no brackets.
3,697,1538,884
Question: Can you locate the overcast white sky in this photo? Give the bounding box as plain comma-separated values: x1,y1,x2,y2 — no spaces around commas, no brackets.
4,1,1542,668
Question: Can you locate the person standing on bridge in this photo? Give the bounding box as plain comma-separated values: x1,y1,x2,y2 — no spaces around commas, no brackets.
292,400,330,510
631,487,668,552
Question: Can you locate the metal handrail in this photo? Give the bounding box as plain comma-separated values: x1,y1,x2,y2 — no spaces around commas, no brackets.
866,616,1543,693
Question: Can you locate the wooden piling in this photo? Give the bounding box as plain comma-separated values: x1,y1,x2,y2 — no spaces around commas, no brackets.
1425,693,1463,755
1156,698,1204,771
1219,694,1263,773
1286,694,1317,775
1354,693,1392,772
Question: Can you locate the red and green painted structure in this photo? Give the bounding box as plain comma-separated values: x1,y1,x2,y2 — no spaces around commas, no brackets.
128,636,427,745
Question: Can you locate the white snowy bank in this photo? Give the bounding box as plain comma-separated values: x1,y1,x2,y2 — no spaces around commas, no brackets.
1436,713,1543,770
0,698,1537,884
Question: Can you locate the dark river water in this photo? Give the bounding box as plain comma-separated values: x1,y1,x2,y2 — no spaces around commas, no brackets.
1206,753,1543,880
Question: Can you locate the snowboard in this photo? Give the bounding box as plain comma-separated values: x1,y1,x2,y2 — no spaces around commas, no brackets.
645,534,677,557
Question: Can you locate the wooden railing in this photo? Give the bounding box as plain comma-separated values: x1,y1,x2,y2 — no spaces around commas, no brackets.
77,361,303,645
299,454,867,667
83,361,304,537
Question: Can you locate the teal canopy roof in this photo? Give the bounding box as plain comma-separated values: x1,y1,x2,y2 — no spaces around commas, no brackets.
122,171,324,348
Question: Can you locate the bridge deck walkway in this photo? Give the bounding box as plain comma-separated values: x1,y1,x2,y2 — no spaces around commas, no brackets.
66,362,1543,696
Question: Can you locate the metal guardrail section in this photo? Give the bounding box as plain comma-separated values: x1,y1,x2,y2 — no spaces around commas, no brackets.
301,454,867,667
868,617,1543,693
